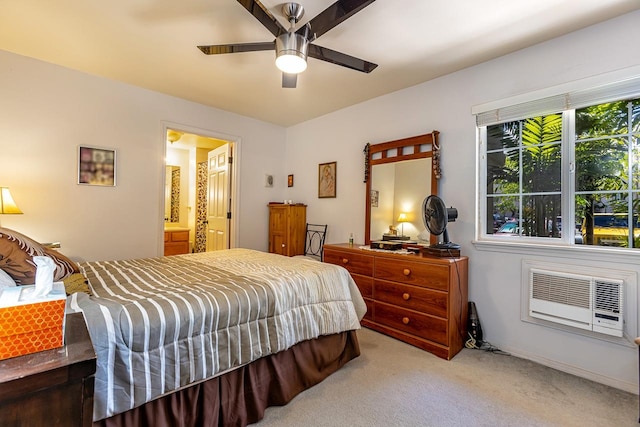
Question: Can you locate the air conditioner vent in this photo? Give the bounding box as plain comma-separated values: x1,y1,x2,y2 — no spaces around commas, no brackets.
594,280,621,313
531,270,590,309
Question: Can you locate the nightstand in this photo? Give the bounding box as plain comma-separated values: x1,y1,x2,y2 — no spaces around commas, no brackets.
0,312,96,426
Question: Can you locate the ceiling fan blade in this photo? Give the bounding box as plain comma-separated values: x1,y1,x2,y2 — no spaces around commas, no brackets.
236,0,287,37
197,42,274,55
282,73,297,88
299,0,376,40
308,44,377,73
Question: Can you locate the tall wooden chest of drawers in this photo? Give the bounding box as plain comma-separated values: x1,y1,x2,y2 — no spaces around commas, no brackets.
324,243,468,360
268,203,307,256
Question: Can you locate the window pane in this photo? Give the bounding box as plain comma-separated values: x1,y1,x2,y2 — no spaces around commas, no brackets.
575,137,628,192
575,193,639,247
576,101,631,139
522,142,561,192
520,114,562,192
486,195,519,234
487,150,519,195
522,115,562,145
522,194,561,238
487,122,519,151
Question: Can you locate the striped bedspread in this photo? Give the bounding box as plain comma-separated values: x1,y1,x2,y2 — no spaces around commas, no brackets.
68,249,365,421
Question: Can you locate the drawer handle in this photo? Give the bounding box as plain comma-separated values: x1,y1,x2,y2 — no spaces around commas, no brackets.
402,317,410,325
342,258,349,264
402,293,411,301
403,268,411,276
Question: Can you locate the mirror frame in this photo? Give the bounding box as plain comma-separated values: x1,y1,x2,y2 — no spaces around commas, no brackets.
364,131,441,245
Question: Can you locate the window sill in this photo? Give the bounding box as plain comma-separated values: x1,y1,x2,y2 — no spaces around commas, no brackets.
472,238,640,265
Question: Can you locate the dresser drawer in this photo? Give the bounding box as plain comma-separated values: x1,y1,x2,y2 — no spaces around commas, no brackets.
324,249,374,277
374,279,447,318
352,274,373,299
374,257,449,291
169,230,189,242
164,230,190,256
374,302,447,346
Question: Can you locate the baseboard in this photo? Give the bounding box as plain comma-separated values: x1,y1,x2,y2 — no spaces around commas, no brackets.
497,344,638,395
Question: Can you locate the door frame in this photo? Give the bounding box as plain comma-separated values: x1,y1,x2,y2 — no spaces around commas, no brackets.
159,121,241,255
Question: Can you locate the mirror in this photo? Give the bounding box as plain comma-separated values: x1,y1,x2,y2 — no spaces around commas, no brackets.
370,159,432,241
365,132,440,245
164,165,181,223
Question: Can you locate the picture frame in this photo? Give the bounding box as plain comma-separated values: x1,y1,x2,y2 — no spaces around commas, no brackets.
78,146,116,186
370,190,379,207
288,174,294,187
318,161,337,198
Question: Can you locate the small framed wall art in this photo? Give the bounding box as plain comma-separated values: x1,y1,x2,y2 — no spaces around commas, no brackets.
318,161,337,198
370,190,379,207
78,146,116,186
287,174,294,187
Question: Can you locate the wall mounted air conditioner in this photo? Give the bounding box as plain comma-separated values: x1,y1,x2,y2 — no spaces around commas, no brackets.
529,268,623,337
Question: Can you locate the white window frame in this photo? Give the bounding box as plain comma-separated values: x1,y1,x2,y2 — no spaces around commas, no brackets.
474,66,640,251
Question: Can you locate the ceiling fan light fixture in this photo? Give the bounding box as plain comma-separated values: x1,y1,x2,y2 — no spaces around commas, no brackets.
275,32,308,74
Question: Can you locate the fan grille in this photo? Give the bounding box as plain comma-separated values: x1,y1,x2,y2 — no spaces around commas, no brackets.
423,195,447,236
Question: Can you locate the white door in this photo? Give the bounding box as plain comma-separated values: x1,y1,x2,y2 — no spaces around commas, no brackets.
206,144,230,251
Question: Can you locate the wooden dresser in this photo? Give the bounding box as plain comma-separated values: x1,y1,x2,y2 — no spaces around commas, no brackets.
164,228,190,255
324,243,468,360
268,203,307,256
0,313,96,426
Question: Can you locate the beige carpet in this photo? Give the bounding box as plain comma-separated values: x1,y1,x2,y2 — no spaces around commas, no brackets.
252,328,637,427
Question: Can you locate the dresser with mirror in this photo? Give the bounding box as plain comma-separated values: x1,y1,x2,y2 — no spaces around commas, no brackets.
324,132,469,360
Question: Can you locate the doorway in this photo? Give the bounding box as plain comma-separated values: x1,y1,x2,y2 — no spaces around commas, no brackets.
163,125,239,254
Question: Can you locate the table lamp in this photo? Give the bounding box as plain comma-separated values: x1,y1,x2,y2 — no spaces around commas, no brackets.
0,187,23,225
397,212,408,238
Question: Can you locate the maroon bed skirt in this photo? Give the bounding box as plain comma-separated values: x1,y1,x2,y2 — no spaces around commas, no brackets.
94,330,360,427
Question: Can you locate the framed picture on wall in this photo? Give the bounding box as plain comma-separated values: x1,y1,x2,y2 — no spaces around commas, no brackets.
370,190,379,207
318,161,337,198
288,174,294,187
78,146,116,186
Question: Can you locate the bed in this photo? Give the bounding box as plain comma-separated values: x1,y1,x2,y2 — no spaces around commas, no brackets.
67,248,366,426
0,227,365,426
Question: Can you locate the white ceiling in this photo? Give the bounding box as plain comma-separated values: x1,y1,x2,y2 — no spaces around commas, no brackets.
1,0,639,127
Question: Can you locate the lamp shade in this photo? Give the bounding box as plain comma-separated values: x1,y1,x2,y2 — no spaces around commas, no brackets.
0,187,23,214
275,32,308,74
397,213,408,222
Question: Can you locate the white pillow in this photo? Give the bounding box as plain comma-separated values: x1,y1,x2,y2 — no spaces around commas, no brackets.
0,268,17,289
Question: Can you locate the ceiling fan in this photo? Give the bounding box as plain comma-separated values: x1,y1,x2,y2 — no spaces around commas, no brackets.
197,0,378,88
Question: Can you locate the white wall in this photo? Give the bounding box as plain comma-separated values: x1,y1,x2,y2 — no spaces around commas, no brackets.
284,11,640,392
0,50,286,261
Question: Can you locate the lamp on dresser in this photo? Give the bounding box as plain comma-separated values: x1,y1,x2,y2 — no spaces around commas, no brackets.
396,212,409,240
0,187,23,226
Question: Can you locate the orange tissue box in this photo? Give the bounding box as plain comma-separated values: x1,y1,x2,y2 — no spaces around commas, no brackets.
0,282,66,360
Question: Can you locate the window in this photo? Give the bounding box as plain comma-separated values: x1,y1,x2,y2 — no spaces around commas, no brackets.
575,99,640,247
485,114,563,240
479,90,640,249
